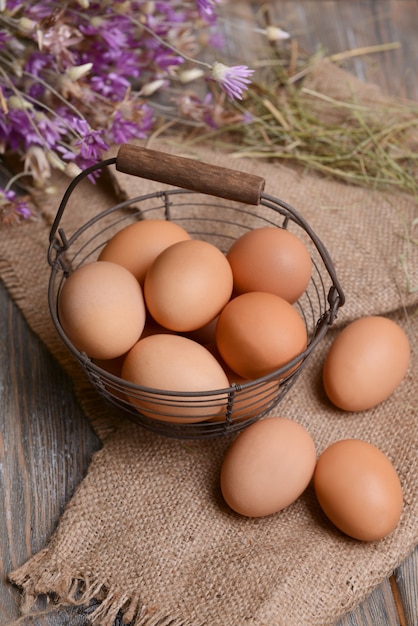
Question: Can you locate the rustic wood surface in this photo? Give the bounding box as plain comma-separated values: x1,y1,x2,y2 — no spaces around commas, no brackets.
1,2,417,625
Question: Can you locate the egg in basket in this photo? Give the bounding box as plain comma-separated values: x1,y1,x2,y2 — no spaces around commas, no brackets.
48,144,345,439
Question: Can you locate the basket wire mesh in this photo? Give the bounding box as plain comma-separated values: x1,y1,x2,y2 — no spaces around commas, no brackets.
48,146,345,439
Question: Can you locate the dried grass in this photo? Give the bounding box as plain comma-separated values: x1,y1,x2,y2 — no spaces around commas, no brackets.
181,42,418,198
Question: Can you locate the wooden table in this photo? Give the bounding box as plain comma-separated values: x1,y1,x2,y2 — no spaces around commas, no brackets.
1,2,417,624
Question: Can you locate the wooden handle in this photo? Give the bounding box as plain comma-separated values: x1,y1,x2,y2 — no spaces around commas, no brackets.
116,144,265,205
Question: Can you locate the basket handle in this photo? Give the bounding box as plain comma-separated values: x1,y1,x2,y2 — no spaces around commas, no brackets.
116,144,265,205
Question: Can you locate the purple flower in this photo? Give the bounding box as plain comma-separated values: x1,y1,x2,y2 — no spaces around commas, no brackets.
108,112,140,144
210,62,254,101
34,115,64,149
25,2,56,21
70,117,92,137
154,2,189,26
90,72,130,101
108,51,141,79
151,50,184,72
98,25,129,52
58,116,108,166
74,127,109,171
3,107,64,153
4,1,24,13
56,144,76,162
0,188,32,227
6,109,38,151
24,51,53,77
0,0,256,211
108,107,153,144
195,0,221,23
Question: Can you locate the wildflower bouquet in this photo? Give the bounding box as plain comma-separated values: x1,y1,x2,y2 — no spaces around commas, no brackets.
2,1,417,229
0,0,255,225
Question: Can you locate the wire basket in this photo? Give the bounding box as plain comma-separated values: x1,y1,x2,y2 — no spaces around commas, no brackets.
48,144,345,439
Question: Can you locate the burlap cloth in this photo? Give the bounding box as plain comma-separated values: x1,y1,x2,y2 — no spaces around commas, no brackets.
2,63,418,625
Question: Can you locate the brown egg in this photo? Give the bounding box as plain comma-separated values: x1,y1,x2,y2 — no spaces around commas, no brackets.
58,261,146,360
323,316,410,411
98,219,191,284
220,417,317,517
144,239,233,332
121,334,230,423
313,439,403,541
226,226,312,303
215,291,307,379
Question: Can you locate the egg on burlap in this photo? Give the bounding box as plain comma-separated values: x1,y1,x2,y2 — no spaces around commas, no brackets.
323,316,410,411
313,439,403,541
220,417,317,517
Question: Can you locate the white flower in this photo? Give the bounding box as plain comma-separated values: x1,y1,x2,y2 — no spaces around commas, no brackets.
66,63,93,81
210,62,254,101
265,26,290,42
139,79,167,96
178,68,205,84
24,146,51,186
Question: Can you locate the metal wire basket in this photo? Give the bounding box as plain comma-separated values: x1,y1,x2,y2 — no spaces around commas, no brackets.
48,144,345,439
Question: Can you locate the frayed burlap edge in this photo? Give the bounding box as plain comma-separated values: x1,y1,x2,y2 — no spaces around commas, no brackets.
10,551,202,626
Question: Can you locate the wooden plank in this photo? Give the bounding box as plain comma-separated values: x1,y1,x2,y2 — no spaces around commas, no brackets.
238,0,418,100
393,550,418,626
335,579,400,626
0,279,101,624
344,0,418,100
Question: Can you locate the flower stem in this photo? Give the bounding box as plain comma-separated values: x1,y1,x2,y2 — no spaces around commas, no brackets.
0,65,47,147
4,170,32,192
21,68,88,122
116,10,213,70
